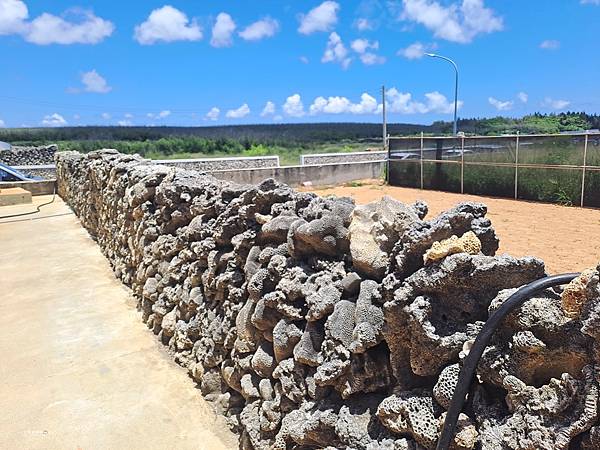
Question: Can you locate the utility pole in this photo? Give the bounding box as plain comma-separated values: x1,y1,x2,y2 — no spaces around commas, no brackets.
382,85,389,183
382,85,387,150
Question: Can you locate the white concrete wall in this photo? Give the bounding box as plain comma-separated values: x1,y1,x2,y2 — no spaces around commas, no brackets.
209,160,386,187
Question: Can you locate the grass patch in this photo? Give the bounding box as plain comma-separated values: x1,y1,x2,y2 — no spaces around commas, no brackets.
345,181,365,188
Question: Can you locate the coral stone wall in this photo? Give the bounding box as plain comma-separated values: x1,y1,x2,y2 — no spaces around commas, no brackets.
155,156,280,171
0,144,57,166
56,149,600,450
13,165,57,179
301,151,387,166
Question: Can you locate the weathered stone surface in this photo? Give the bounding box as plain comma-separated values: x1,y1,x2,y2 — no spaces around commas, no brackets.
157,156,279,172
302,151,387,166
561,268,599,318
55,149,600,450
423,231,482,264
0,144,57,165
349,195,422,280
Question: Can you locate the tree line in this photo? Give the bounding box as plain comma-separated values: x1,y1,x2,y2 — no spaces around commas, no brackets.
1,113,597,158
0,122,434,146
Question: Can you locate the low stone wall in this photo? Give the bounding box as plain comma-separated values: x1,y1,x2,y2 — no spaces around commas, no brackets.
14,165,57,180
301,151,387,166
0,144,57,166
55,149,600,450
8,154,279,181
155,156,280,171
8,158,382,185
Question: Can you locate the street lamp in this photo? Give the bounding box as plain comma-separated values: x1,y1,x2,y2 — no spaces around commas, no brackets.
425,53,459,136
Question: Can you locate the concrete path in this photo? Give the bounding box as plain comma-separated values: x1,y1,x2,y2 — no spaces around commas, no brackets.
0,196,237,450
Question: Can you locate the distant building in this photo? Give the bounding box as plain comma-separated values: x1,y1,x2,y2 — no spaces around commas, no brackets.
0,141,11,151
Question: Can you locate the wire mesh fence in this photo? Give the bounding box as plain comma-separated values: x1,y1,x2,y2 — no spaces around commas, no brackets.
387,133,600,208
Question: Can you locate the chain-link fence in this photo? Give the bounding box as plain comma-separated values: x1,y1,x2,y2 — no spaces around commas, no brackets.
387,133,600,208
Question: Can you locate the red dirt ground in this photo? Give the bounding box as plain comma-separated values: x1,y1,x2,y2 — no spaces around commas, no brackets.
303,180,600,275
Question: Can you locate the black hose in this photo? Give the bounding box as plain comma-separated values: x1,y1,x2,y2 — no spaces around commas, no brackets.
0,186,56,220
435,272,580,450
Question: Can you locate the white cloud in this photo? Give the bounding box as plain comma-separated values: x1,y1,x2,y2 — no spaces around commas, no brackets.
1,1,114,45
283,94,305,117
398,41,437,59
540,39,560,50
226,103,250,119
101,112,111,120
298,1,340,34
517,92,528,103
322,32,352,69
273,115,283,122
78,69,111,93
134,5,202,45
541,97,570,110
205,107,220,121
25,9,114,45
401,0,503,44
350,38,385,65
299,56,309,64
260,101,276,117
0,119,5,127
211,13,236,48
118,120,132,126
124,113,133,119
351,94,378,114
42,113,67,127
0,0,28,35
309,93,379,115
386,88,462,114
581,0,600,4
423,91,462,113
488,97,513,111
354,18,373,31
310,96,346,115
350,38,373,54
358,52,386,65
239,17,279,41
147,110,171,119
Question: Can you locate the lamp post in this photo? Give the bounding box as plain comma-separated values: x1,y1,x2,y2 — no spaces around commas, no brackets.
426,53,459,136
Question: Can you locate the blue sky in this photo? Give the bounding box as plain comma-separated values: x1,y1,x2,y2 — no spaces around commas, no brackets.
0,0,599,128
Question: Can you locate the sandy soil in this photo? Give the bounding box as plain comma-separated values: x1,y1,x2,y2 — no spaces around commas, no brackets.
303,180,600,275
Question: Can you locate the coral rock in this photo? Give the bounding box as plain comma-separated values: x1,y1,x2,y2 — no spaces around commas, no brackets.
423,231,482,264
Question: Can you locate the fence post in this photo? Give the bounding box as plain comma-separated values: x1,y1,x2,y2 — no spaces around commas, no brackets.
420,132,424,190
386,133,390,184
460,136,465,194
514,132,520,199
581,134,588,208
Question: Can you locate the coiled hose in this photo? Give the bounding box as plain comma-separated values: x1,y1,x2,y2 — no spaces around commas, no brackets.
0,185,56,220
435,272,580,450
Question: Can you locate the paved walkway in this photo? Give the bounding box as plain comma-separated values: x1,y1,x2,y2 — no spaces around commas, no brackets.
0,196,237,450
